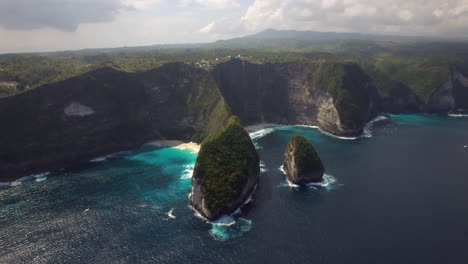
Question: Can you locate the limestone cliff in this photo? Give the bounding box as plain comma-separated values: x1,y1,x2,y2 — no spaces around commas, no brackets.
2,59,468,182
213,59,380,137
190,116,259,220
427,67,468,112
0,64,231,181
283,134,325,185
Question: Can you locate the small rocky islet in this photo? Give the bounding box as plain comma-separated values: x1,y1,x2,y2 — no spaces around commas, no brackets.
190,116,260,220
190,118,327,219
283,134,325,185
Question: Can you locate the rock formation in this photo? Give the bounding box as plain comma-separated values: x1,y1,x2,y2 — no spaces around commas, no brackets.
213,59,380,137
190,116,259,220
0,64,231,181
1,58,468,181
283,134,325,185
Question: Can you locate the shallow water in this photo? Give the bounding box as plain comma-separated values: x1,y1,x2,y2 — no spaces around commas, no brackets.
1,114,468,263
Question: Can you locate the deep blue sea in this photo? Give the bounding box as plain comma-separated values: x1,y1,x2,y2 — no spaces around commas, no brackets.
1,114,468,263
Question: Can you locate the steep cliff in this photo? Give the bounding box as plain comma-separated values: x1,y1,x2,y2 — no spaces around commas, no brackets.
283,134,325,185
427,67,468,112
370,64,468,113
213,59,380,137
190,116,260,220
0,63,231,181
2,58,468,182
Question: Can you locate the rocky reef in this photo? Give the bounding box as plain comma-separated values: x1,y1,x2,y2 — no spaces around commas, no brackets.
190,116,260,220
283,134,325,185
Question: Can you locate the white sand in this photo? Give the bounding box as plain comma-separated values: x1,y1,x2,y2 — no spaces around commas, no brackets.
244,123,278,132
146,140,200,153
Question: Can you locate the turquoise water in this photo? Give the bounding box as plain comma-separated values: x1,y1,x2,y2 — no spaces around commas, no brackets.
1,114,468,263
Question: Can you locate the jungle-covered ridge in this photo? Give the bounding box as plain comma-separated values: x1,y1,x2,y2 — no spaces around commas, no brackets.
1,28,468,103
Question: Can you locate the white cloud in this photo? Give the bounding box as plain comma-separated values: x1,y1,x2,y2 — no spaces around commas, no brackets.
121,0,161,9
180,0,240,9
199,22,215,33
399,10,413,21
233,0,468,37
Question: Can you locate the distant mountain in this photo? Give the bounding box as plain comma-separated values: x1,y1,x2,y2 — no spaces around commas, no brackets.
226,28,451,43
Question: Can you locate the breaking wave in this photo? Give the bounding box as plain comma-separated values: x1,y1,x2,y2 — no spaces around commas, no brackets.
180,164,194,180
362,115,389,138
190,185,257,241
0,172,50,188
449,113,468,117
248,115,389,142
260,161,268,173
279,165,337,190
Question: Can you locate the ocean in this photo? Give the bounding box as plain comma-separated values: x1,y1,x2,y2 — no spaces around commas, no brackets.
1,114,468,263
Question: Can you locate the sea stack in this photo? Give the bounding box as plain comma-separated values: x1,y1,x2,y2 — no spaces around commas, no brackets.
190,116,260,220
283,134,325,185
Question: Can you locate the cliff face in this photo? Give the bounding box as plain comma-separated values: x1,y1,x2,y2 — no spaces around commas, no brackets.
190,116,259,220
213,59,380,137
0,64,231,181
283,134,325,185
2,59,468,182
427,67,468,112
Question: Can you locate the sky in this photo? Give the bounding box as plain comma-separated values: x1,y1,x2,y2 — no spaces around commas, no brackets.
1,0,468,53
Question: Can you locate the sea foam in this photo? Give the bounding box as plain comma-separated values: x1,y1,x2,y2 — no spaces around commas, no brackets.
190,184,257,241
0,172,50,188
180,164,195,180
248,115,389,142
449,113,468,117
279,165,337,190
260,161,268,173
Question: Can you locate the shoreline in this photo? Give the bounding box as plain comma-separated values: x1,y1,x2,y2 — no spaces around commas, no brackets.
244,123,278,132
146,140,200,153
245,114,390,140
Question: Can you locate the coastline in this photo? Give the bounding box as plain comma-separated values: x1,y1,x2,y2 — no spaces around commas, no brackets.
245,115,390,140
244,123,278,132
146,140,201,153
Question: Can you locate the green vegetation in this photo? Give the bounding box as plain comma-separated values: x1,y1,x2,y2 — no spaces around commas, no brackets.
289,134,324,173
0,55,90,94
1,30,465,103
314,62,370,129
371,53,450,103
190,98,232,142
193,116,258,212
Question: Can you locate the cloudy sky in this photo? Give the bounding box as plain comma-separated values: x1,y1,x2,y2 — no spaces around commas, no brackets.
1,0,468,53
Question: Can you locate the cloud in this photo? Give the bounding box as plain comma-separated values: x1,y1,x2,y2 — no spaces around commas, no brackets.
0,0,160,32
233,0,468,37
198,17,247,38
180,0,240,9
199,22,215,33
122,0,161,9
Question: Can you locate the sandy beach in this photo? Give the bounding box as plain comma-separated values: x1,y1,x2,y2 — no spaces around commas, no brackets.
244,123,278,132
146,140,200,153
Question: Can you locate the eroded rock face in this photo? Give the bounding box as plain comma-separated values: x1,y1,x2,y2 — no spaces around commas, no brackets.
427,67,468,112
190,116,259,220
0,64,231,181
213,59,380,138
283,134,325,185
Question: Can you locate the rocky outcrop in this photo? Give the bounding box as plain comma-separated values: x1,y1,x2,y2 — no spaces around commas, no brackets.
0,64,231,181
2,59,468,182
190,116,259,220
377,65,468,113
283,134,325,185
213,59,380,137
428,67,468,112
